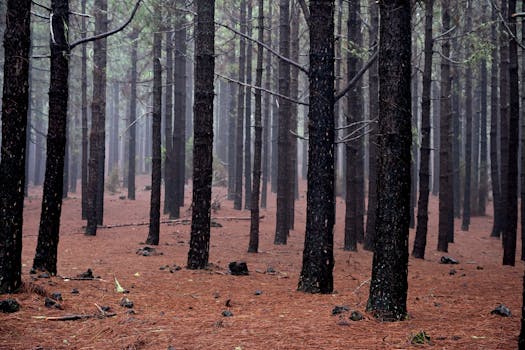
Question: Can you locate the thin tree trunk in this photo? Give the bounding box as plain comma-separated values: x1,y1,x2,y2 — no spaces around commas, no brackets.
164,17,175,216
81,0,88,218
261,1,272,209
462,5,473,231
298,0,335,294
127,29,138,200
227,81,236,200
244,1,253,209
33,0,69,274
146,29,163,246
367,0,411,321
413,0,433,259
521,0,525,261
479,54,488,216
187,0,215,269
274,0,291,245
0,0,31,293
248,0,264,253
234,0,246,211
432,81,440,196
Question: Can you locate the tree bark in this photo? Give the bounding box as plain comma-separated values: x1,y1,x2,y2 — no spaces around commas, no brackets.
366,0,411,321
261,1,272,209
244,1,253,210
248,0,265,253
479,54,488,217
32,0,70,275
234,0,246,211
127,29,138,200
187,0,215,269
298,0,335,294
413,0,433,259
164,16,175,216
0,0,31,293
432,81,440,196
81,0,88,218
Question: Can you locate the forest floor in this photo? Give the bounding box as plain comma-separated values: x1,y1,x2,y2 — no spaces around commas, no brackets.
0,175,522,349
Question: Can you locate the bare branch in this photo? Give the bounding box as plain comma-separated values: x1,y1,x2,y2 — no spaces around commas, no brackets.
296,0,310,25
69,0,142,50
32,1,51,12
334,51,378,102
335,119,377,131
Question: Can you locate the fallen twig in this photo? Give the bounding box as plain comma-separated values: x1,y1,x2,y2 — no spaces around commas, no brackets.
45,313,116,321
94,216,265,229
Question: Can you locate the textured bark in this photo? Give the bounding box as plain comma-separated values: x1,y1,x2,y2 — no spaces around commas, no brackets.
522,0,525,261
363,0,379,252
109,83,120,174
0,0,31,293
451,35,461,221
234,0,246,211
244,1,253,209
298,0,335,294
490,3,502,238
173,1,188,216
80,0,88,217
146,30,163,246
187,0,215,269
227,82,236,200
344,0,364,252
248,0,264,253
503,0,518,266
261,2,272,209
432,82,440,195
32,0,70,275
164,18,175,216
366,0,411,321
86,0,108,235
462,8,473,231
274,0,291,245
410,39,419,230
413,0,433,259
127,29,138,200
479,56,488,216
438,0,453,253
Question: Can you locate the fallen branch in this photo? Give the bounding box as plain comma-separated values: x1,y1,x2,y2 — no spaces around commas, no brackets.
94,216,265,230
45,313,116,321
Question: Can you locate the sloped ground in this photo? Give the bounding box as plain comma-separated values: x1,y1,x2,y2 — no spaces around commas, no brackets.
0,176,521,349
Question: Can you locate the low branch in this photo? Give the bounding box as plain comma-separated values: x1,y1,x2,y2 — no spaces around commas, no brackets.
335,119,377,131
32,1,51,12
216,73,309,106
290,130,309,141
31,11,49,20
334,51,378,102
216,21,309,75
69,0,142,50
296,0,310,25
432,25,456,42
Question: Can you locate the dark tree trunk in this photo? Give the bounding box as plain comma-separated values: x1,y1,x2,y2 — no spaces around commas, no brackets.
234,0,246,211
438,0,453,253
187,0,215,269
33,0,69,274
363,0,379,252
248,0,264,253
479,56,488,216
274,0,291,245
413,0,433,259
0,0,31,293
81,0,88,218
146,29,163,246
62,117,69,199
490,3,502,238
298,0,335,294
261,1,272,209
432,81,440,196
69,103,79,193
86,0,108,235
227,82,236,200
109,82,119,174
173,1,188,216
462,9,473,231
410,40,419,230
127,29,138,200
522,0,525,261
452,39,461,220
366,0,411,321
503,0,518,266
244,1,253,210
344,0,364,252
164,18,175,216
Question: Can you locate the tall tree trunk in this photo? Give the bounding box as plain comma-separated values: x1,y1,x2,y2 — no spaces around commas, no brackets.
127,29,138,200
164,17,175,216
187,0,215,269
86,0,108,235
227,81,236,200
298,0,335,294
274,0,291,244
363,0,379,251
490,3,502,238
367,0,411,321
438,0,453,253
248,0,264,253
261,1,272,209
432,81,440,195
503,0,518,266
479,54,488,216
244,1,253,209
109,82,119,174
81,0,88,218
34,101,45,186
33,0,69,274
173,1,188,216
146,29,163,246
0,0,31,293
234,0,246,211
521,0,525,261
462,5,473,231
410,40,419,230
344,0,364,252
452,37,461,220
413,0,433,259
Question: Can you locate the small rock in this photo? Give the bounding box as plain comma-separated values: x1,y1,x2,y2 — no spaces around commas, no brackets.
210,221,223,228
476,266,484,270
119,195,126,200
126,309,137,315
159,265,169,271
71,288,79,294
169,265,182,273
51,293,63,301
136,246,160,256
449,269,457,275
491,304,511,317
225,299,232,307
0,299,20,313
77,269,94,279
229,261,249,276
101,305,111,312
213,292,220,299
440,256,459,264
266,266,276,274
332,305,349,315
222,310,233,317
254,290,263,296
120,297,134,309
349,310,364,321
44,297,56,308
38,273,50,279
167,346,176,350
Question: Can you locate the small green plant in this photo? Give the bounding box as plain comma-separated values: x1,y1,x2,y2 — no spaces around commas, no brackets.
411,331,430,345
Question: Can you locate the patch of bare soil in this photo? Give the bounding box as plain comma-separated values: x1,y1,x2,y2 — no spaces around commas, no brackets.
0,176,521,349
